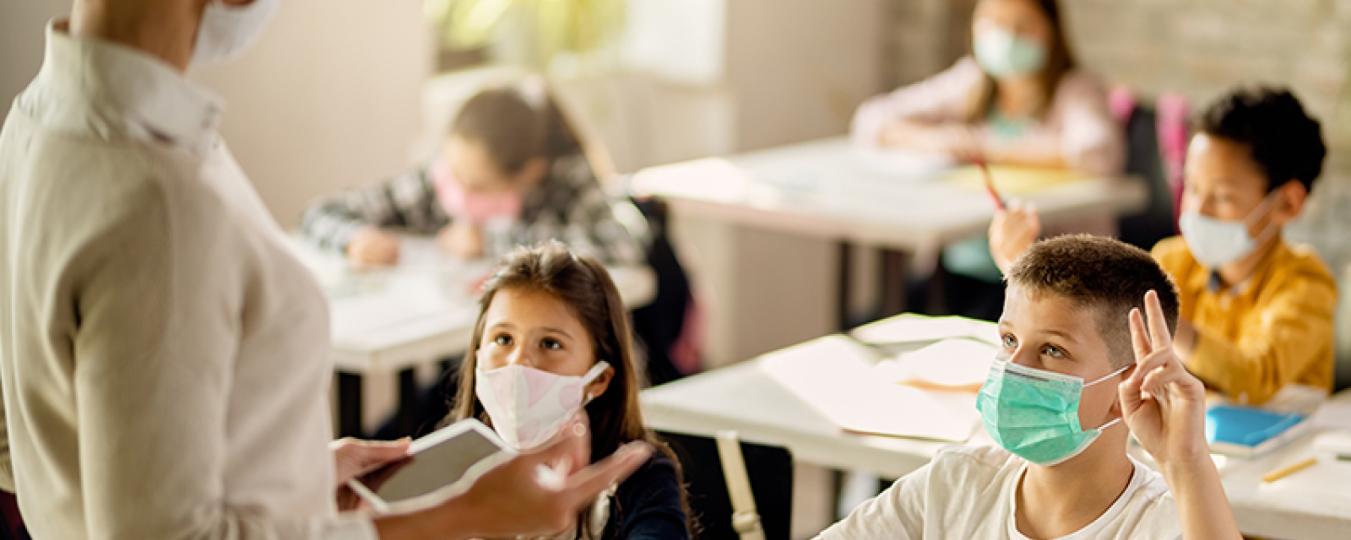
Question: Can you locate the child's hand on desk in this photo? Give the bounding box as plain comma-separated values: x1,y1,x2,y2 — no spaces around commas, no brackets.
438,222,485,259
878,121,982,158
347,227,401,267
1119,290,1210,470
988,201,1041,274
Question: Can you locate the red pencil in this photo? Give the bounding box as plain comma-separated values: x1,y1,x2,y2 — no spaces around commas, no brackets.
975,158,1007,211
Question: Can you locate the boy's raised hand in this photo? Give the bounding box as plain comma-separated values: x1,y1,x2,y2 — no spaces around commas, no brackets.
1120,295,1241,539
1118,290,1209,468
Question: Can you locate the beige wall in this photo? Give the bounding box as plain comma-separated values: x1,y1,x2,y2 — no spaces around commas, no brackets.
0,1,433,230
726,0,887,151
1,1,67,123
193,1,432,228
673,0,889,367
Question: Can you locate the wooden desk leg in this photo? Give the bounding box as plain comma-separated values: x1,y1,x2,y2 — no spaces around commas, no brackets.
393,368,421,437
337,372,364,438
837,241,853,331
830,469,846,520
879,249,911,317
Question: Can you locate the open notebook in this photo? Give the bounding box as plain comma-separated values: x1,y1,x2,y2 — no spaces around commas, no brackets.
761,335,995,443
946,164,1088,195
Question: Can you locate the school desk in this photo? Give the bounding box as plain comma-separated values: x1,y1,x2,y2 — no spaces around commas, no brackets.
641,313,1351,539
1211,389,1351,540
288,236,656,436
629,137,1148,327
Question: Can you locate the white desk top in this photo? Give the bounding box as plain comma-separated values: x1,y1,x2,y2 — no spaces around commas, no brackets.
1216,390,1351,540
641,334,959,479
641,358,952,479
630,137,1149,254
642,313,1351,538
289,237,657,374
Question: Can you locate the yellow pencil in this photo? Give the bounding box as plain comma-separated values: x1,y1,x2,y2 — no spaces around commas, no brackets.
1262,456,1317,483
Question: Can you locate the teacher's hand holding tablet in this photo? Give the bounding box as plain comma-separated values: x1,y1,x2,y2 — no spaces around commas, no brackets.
367,415,652,540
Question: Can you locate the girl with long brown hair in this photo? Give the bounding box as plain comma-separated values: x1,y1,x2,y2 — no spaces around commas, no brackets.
853,0,1122,175
447,242,690,539
853,0,1126,321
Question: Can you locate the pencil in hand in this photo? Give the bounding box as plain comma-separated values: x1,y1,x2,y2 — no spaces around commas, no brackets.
975,157,1007,211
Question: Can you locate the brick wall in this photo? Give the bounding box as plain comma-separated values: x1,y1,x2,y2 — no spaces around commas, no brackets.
1064,1,1351,171
883,0,1351,272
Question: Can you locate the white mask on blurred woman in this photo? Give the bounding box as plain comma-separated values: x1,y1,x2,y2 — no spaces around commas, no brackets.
974,27,1047,79
193,0,281,65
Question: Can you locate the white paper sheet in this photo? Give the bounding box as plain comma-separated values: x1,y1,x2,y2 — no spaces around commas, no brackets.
851,314,999,347
760,336,979,442
874,339,997,390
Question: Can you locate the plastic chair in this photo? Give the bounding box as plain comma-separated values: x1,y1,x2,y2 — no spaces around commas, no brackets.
1109,88,1189,251
630,197,700,386
657,431,794,540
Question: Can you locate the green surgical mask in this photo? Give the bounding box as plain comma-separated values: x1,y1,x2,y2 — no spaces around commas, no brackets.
976,360,1128,466
973,28,1047,79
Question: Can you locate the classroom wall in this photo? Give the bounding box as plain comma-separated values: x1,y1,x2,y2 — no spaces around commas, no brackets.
673,0,890,369
724,0,887,152
0,2,67,124
0,1,432,230
192,1,432,229
1063,0,1351,274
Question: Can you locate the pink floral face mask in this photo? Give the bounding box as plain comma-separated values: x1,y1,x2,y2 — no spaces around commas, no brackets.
432,158,523,224
474,353,611,451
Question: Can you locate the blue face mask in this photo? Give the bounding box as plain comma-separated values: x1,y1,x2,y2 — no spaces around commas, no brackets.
973,28,1047,79
976,360,1128,466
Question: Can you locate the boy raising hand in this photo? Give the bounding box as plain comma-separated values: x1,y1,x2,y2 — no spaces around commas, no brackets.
1120,290,1240,539
819,235,1238,539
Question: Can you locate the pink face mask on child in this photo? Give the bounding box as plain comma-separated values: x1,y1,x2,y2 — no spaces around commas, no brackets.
432,158,524,224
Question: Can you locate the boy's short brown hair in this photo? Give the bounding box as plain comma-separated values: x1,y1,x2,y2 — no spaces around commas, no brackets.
1007,235,1180,368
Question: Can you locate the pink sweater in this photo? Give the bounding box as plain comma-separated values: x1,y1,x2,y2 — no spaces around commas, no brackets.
851,57,1126,176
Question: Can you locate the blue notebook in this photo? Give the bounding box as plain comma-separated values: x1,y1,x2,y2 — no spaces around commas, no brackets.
1205,405,1310,457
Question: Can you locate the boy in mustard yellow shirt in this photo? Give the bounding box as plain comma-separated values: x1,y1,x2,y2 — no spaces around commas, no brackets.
989,86,1337,406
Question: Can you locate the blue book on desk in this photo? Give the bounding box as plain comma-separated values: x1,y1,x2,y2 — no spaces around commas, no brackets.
1205,405,1310,457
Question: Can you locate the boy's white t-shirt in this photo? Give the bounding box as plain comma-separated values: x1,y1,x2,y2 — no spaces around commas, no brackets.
816,445,1180,540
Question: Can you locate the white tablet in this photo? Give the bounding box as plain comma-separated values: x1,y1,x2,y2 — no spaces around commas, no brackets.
348,419,515,513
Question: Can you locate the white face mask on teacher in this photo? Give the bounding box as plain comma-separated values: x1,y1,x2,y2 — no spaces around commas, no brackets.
192,0,281,65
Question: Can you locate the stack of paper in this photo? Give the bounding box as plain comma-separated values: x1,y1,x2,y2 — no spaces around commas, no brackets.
850,314,999,347
874,339,997,393
761,336,981,443
946,164,1087,195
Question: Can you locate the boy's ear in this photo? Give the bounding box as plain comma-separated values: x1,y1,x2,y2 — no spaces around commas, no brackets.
1271,179,1309,225
1108,364,1136,417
